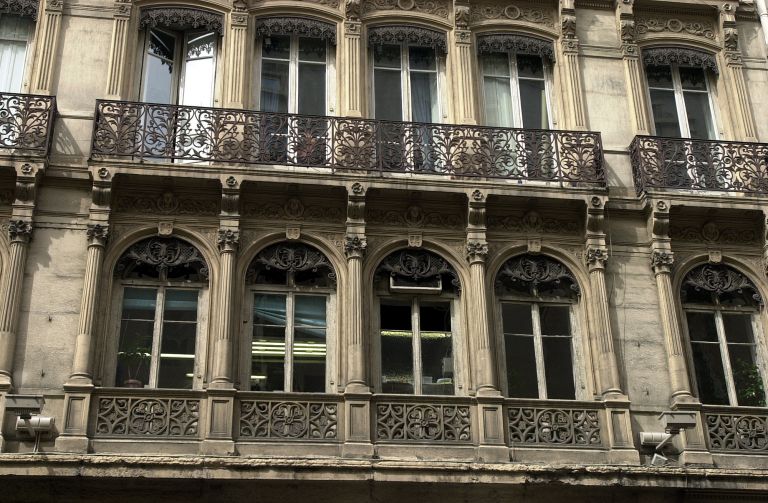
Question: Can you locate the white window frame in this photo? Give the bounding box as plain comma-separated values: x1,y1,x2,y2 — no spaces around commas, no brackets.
370,43,445,123
0,15,34,93
374,293,460,395
111,280,208,389
243,282,336,393
479,50,554,129
253,34,335,115
682,300,767,406
495,294,586,400
646,63,718,140
138,27,219,106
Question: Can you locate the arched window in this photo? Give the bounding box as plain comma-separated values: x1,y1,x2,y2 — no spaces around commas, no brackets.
113,236,209,389
245,242,336,393
681,264,766,407
495,254,580,400
374,249,459,396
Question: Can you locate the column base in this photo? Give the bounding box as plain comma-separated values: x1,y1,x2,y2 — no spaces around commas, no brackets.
342,442,374,458
477,445,509,463
200,439,236,456
55,435,90,454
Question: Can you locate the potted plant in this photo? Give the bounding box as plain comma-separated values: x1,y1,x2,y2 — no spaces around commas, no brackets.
117,347,151,388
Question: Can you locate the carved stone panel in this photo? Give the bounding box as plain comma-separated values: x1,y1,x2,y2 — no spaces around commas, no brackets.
488,209,580,235
95,396,200,437
362,0,450,19
670,220,759,245
706,411,768,452
242,197,344,223
469,0,555,28
239,400,339,440
635,15,717,41
367,205,463,229
507,405,603,447
114,192,219,216
375,402,472,442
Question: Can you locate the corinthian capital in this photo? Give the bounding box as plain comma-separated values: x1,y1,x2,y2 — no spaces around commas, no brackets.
344,235,366,259
8,219,32,243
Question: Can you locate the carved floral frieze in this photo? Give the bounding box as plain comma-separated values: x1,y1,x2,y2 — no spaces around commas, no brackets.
239,400,338,440
469,0,555,28
114,192,219,216
367,205,463,229
242,198,344,222
670,221,759,245
362,0,450,19
95,396,200,437
488,210,580,235
635,15,717,41
253,0,340,8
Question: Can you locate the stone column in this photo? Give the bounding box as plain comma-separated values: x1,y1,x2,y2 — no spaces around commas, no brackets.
616,3,651,135
31,0,64,94
342,2,363,117
105,0,134,98
0,221,32,389
720,5,758,142
342,182,372,457
224,2,249,108
203,177,240,456
559,1,587,130
453,5,476,125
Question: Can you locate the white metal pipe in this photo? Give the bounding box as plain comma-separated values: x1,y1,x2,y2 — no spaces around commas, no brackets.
757,0,768,49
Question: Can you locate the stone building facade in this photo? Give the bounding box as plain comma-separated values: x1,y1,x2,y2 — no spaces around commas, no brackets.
0,0,767,500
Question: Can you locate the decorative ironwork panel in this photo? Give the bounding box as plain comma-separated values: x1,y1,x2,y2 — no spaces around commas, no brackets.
91,100,605,185
0,0,38,18
247,242,337,285
95,396,200,437
642,47,718,75
507,406,602,447
239,400,338,440
682,264,762,305
367,25,447,53
476,34,555,61
631,136,768,194
139,7,224,34
375,402,472,442
496,254,580,297
0,93,56,155
255,17,336,44
706,412,768,452
115,236,209,281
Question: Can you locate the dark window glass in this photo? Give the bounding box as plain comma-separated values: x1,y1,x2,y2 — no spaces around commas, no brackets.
502,303,532,334
380,301,414,394
505,334,538,398
686,312,718,342
691,342,729,405
543,336,575,399
293,295,327,393
252,294,287,391
420,302,453,395
539,305,570,335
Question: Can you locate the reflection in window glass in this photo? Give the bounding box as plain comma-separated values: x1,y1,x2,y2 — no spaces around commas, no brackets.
481,52,549,129
142,29,176,104
420,302,453,395
380,301,414,393
181,31,216,107
646,63,716,140
293,295,327,392
158,289,198,389
252,294,287,391
116,288,157,387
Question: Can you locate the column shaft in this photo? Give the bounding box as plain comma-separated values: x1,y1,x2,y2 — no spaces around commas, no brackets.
0,238,30,385
212,247,236,385
345,255,365,386
69,240,105,381
654,268,691,398
224,13,249,108
32,1,63,94
105,7,131,98
588,266,621,395
469,260,494,391
342,22,362,117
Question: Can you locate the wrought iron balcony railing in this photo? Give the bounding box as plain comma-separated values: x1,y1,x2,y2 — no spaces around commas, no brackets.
0,93,57,156
91,100,605,185
631,135,768,194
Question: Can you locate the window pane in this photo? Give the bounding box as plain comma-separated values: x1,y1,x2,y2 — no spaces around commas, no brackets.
539,306,570,335
252,294,286,391
683,91,716,140
482,52,509,76
163,289,198,322
298,62,326,115
679,67,707,91
519,79,549,129
649,89,681,137
157,358,194,389
543,336,576,399
299,37,326,62
0,16,32,93
408,46,436,71
380,301,414,394
116,288,157,387
373,44,401,68
420,302,454,395
293,295,327,392
410,71,438,123
262,35,290,59
691,342,729,405
374,69,402,121
502,303,532,334
729,344,765,407
142,30,175,104
686,312,718,342
723,314,755,343
180,31,216,107
505,334,538,398
646,65,673,88
483,76,514,128
516,54,544,79
260,60,289,113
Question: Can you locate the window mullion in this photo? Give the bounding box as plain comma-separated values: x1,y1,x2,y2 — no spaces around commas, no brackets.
285,293,294,392
149,287,165,387
714,310,739,405
531,303,547,399
671,65,691,138
412,297,422,395
509,52,523,128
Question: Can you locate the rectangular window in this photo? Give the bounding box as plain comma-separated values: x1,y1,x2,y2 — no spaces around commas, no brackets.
251,292,327,392
482,52,550,129
116,286,200,389
380,298,453,395
0,15,32,93
501,301,576,399
646,64,716,140
373,44,439,122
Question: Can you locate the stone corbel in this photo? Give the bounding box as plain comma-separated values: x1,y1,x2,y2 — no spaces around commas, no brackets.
12,162,42,221
649,199,672,270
